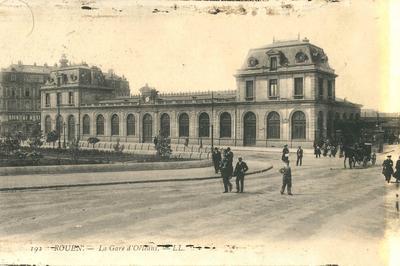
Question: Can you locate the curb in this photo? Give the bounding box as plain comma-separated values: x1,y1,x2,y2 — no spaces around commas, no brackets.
0,166,273,192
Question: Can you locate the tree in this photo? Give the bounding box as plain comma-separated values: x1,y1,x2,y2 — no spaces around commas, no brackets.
46,130,59,148
87,137,100,149
155,135,172,160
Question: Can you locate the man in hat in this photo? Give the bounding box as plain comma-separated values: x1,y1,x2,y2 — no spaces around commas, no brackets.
296,146,303,166
394,155,400,183
212,147,222,174
220,157,232,193
382,155,394,183
279,160,293,195
225,147,234,178
233,157,248,193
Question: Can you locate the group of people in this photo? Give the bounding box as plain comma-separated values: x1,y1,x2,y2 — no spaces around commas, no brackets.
382,155,400,183
282,144,303,167
212,147,248,193
313,141,338,158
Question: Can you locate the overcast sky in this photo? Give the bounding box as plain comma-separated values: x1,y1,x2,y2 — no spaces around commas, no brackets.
0,0,397,112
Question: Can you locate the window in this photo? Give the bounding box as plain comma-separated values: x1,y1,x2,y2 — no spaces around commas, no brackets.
291,111,306,139
294,78,303,99
127,114,135,136
220,112,231,138
245,80,254,100
56,115,63,134
318,78,324,99
270,57,277,71
82,115,90,135
268,79,278,98
11,89,15,97
327,80,333,99
198,112,210,138
68,115,75,141
56,92,62,106
267,112,280,139
111,114,119,136
68,92,74,105
160,113,170,137
179,113,189,137
10,74,16,81
45,116,52,133
25,89,30,97
96,115,104,135
45,93,50,107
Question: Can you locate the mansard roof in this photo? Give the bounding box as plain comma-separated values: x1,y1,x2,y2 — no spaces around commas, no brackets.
238,38,335,75
2,63,53,74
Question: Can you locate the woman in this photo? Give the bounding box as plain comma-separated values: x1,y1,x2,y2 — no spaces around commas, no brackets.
394,156,400,183
382,155,394,183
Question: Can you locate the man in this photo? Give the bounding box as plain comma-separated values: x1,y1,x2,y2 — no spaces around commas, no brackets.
382,155,394,183
212,147,222,174
296,146,303,166
220,157,232,193
233,157,249,193
282,144,289,162
226,147,234,177
279,160,293,195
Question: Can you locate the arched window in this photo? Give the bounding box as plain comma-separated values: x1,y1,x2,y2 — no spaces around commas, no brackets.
244,112,256,146
67,115,75,141
160,113,170,137
291,111,306,139
355,113,360,120
198,112,210,137
45,116,52,133
349,113,354,120
179,113,189,137
126,114,135,136
111,114,119,136
82,115,90,135
343,113,347,120
142,114,153,143
220,112,231,138
96,115,104,135
267,112,280,139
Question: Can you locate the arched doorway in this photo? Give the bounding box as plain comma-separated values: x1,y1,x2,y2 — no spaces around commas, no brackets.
243,112,256,146
142,114,153,143
160,113,170,137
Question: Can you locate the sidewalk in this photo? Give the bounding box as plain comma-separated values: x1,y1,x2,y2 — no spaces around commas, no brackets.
0,160,272,191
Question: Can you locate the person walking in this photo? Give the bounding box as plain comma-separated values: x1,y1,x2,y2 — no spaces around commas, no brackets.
315,145,321,158
233,157,248,193
394,156,400,183
279,160,293,195
226,147,234,178
212,147,222,174
382,155,394,183
296,146,303,166
282,144,289,162
220,157,232,193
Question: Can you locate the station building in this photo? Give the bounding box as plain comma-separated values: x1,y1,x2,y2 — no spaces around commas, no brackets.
41,38,361,148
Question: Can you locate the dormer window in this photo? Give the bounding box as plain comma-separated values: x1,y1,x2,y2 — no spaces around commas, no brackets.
295,52,308,63
270,57,277,71
247,57,259,67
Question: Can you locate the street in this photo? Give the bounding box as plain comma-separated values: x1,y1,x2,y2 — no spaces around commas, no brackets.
1,147,399,265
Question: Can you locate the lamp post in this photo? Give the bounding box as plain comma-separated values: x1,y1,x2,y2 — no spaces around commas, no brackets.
63,122,66,148
211,91,214,149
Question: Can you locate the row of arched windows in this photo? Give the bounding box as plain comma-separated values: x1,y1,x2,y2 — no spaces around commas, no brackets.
44,111,308,140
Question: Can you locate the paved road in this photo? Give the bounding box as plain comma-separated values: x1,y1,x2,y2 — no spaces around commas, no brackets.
1,146,399,265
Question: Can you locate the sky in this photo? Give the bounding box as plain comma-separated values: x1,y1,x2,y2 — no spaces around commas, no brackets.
0,0,397,112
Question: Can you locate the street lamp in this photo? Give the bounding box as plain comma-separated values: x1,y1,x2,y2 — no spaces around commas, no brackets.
63,122,66,148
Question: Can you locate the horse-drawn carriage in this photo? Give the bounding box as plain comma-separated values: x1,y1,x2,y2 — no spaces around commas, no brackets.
343,142,375,168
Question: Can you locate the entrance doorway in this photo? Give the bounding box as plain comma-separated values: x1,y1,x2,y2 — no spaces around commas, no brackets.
243,112,256,146
142,114,153,143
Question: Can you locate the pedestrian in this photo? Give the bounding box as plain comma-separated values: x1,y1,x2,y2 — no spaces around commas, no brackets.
279,160,293,195
282,144,289,161
153,135,158,147
296,146,303,166
331,145,337,157
233,157,248,193
394,156,400,183
226,147,234,177
396,194,399,213
212,147,222,174
220,157,233,193
382,155,394,183
315,145,321,158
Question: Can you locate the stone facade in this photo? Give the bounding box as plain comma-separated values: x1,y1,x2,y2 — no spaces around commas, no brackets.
0,62,52,136
40,39,361,148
